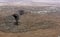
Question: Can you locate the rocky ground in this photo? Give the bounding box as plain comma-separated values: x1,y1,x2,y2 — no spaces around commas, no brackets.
0,6,60,37
0,13,59,33
0,13,60,37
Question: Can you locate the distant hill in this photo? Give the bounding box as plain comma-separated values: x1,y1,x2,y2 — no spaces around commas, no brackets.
0,2,59,6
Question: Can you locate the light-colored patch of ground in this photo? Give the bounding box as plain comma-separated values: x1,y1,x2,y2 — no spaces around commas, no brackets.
0,29,59,37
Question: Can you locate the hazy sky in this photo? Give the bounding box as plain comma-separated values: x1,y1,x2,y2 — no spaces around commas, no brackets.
0,0,60,3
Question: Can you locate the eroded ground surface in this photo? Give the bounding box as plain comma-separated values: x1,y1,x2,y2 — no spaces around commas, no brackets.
0,6,60,37
0,13,60,37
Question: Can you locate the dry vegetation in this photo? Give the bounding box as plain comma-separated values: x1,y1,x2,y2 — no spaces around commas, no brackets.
0,6,60,37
